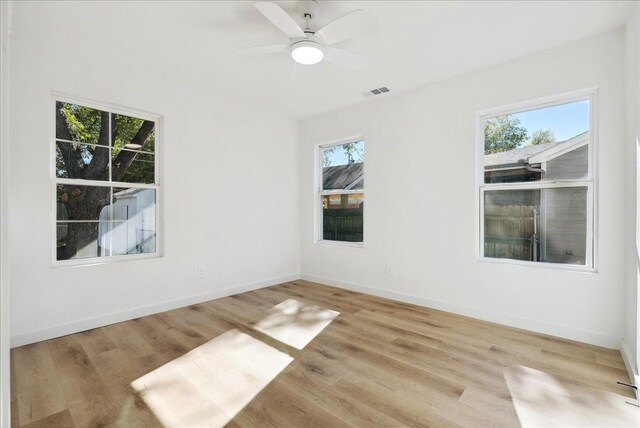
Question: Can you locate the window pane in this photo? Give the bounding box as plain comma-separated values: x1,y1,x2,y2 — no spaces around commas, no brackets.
106,188,157,255
56,184,111,221
55,104,156,184
55,145,68,178
55,142,109,180
55,100,110,182
484,100,589,183
111,148,155,184
112,113,155,184
113,114,155,153
322,193,363,242
322,141,364,191
484,187,587,265
540,187,588,265
57,222,110,261
55,102,109,144
56,184,113,260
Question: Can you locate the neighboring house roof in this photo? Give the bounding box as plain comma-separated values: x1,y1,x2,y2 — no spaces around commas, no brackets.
323,162,364,190
484,131,588,170
528,132,588,163
114,187,143,198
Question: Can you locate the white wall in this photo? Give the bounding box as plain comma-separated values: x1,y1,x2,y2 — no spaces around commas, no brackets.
623,1,640,387
0,0,11,424
8,2,300,346
301,30,627,348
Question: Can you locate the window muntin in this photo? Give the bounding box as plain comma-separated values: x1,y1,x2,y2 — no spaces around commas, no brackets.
479,95,593,268
319,140,364,244
54,100,159,263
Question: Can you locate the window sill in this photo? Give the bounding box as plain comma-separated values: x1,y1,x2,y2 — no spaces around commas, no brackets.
317,240,364,249
477,257,596,273
52,252,162,268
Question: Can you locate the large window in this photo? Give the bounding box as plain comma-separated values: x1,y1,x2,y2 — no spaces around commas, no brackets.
318,140,364,245
478,91,594,268
53,98,160,264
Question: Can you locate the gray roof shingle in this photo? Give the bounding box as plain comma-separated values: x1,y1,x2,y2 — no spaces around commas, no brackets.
484,142,561,169
323,162,364,190
484,132,588,170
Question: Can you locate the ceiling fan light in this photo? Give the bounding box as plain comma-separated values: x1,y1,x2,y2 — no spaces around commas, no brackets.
291,41,324,65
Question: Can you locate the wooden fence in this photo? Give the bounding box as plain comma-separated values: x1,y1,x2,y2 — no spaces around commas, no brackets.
323,208,363,242
484,205,538,261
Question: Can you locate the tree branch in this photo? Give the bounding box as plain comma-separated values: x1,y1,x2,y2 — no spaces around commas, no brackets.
84,111,112,180
55,102,84,178
111,120,155,182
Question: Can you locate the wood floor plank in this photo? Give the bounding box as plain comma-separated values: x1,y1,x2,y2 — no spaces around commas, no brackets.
168,304,229,340
311,333,467,402
280,366,404,428
230,376,354,428
11,280,637,427
490,344,633,397
129,316,191,361
321,315,505,394
74,327,116,359
332,377,459,428
89,347,160,426
458,385,520,425
46,335,119,427
267,283,363,314
12,342,66,425
227,291,275,310
20,409,75,428
596,352,628,370
10,348,20,428
10,399,20,428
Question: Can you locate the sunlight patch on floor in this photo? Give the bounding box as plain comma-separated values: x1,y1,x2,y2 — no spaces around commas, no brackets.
253,298,340,350
504,365,639,427
131,329,293,427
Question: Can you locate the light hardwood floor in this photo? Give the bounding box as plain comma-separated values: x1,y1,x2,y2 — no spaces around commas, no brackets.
11,280,639,427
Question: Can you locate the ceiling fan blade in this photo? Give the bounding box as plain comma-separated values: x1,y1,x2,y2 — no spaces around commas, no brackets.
237,44,289,55
315,10,373,45
324,47,368,70
255,2,305,39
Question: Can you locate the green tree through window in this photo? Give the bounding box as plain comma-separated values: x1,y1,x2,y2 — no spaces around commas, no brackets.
56,102,155,260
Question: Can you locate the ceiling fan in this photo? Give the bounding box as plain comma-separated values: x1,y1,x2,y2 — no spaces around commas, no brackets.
239,1,373,70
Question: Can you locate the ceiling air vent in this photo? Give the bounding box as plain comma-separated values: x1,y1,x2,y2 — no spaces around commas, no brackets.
361,86,390,97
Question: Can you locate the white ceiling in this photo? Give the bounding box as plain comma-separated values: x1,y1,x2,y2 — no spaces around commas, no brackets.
26,1,634,119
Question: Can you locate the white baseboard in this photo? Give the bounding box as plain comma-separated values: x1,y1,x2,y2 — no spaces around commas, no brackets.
10,273,299,348
12,272,623,351
620,339,639,399
301,274,620,349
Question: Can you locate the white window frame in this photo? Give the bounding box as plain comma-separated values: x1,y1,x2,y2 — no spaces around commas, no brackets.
315,137,365,248
476,88,597,272
51,93,163,267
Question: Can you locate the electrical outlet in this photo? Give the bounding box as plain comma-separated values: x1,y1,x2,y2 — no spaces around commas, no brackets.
385,264,394,275
197,265,206,278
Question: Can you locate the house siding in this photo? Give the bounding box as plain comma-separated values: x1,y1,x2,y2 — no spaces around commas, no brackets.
542,187,588,264
545,145,588,180
541,145,588,264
